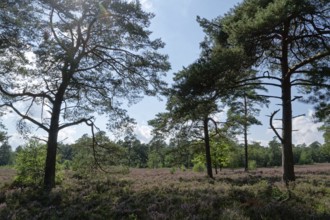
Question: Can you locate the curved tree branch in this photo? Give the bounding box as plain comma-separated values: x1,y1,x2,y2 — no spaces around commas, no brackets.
269,109,283,143
58,116,95,130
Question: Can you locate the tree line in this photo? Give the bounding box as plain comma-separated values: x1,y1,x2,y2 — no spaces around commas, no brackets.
1,131,329,182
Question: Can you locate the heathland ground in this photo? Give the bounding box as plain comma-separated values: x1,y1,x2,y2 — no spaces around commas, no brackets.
0,164,330,219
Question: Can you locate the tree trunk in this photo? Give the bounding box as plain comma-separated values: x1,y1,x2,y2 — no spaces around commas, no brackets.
281,21,295,183
282,78,295,183
44,100,61,190
44,139,56,190
43,80,68,190
244,94,248,172
203,117,213,178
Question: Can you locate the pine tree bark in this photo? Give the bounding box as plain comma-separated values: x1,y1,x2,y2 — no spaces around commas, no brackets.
203,117,213,178
44,101,61,190
281,20,295,183
44,79,68,190
281,78,295,183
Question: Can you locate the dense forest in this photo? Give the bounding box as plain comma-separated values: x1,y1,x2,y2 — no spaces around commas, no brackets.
0,0,329,219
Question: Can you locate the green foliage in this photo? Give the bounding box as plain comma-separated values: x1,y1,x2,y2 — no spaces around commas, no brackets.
164,137,195,168
147,151,163,169
191,133,234,172
0,141,13,166
248,142,269,167
191,149,206,172
170,167,176,174
192,162,205,173
117,135,149,168
210,134,231,170
58,144,74,162
248,160,257,170
72,132,125,174
180,165,186,171
299,150,313,165
147,135,167,168
14,140,62,187
267,138,282,167
227,146,244,168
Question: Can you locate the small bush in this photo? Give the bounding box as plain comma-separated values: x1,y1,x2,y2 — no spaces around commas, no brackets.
193,163,205,172
180,165,186,172
248,160,257,170
14,140,63,187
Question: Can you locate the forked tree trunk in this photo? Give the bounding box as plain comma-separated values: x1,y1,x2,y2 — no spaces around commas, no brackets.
203,117,213,178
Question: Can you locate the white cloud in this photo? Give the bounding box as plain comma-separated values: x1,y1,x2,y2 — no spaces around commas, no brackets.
292,114,324,145
140,0,153,11
127,0,153,11
58,126,77,144
133,124,152,143
236,133,270,146
266,110,324,145
8,133,28,149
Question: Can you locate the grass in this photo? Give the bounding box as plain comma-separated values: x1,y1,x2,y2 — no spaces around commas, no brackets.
0,164,330,219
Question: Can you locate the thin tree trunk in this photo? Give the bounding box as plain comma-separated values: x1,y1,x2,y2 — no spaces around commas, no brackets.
203,117,213,178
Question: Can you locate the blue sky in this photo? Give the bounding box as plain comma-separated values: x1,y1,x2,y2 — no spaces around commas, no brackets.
5,0,325,148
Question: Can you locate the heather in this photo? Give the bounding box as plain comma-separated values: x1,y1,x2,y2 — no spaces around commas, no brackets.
1,164,330,219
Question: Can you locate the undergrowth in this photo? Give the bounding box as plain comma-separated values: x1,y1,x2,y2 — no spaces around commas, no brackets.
0,165,330,219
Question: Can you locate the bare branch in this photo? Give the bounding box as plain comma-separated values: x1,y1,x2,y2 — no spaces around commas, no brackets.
0,85,54,103
292,114,305,119
269,109,283,143
258,95,281,99
291,96,302,102
0,103,49,132
288,51,330,76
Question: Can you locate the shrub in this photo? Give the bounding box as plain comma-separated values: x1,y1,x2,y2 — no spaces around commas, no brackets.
180,165,186,172
248,160,257,170
193,163,205,173
14,140,63,187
